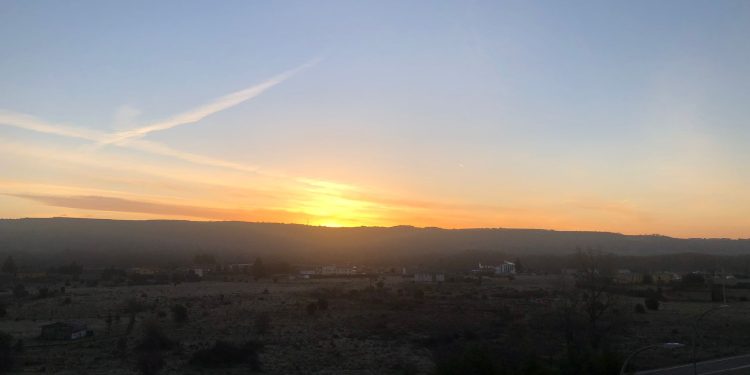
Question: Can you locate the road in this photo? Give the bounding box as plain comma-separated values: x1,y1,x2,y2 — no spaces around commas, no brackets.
636,354,750,374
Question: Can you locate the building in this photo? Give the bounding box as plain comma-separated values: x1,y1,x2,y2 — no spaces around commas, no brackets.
40,321,88,340
320,265,357,276
474,262,516,275
495,261,516,275
414,272,445,283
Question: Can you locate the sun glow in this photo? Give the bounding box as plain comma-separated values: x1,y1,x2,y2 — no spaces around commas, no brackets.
290,178,384,227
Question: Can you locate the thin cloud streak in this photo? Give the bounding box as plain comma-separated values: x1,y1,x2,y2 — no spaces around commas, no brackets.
10,193,303,223
0,59,320,178
0,110,108,141
99,58,322,147
0,109,278,176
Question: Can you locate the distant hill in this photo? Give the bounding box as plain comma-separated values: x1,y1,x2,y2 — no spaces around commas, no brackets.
0,218,748,267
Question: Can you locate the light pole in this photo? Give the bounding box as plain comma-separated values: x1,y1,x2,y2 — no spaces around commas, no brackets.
692,304,729,375
620,342,685,375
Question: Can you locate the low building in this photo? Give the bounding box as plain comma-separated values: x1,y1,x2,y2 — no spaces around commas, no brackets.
40,321,88,340
414,272,445,283
128,267,158,276
320,265,357,276
474,262,516,275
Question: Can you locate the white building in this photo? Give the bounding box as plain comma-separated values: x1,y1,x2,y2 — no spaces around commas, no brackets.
495,261,516,275
474,262,516,275
320,265,357,276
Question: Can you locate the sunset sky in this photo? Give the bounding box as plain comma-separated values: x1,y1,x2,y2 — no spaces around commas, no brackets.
1,1,749,238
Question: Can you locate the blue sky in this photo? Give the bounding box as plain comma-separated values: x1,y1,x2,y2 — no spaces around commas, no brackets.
1,1,749,237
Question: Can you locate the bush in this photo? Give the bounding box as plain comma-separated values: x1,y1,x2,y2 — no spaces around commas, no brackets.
634,304,646,314
413,289,425,300
306,302,318,316
317,297,329,310
254,312,271,334
171,304,187,324
644,298,659,311
136,350,164,375
189,340,263,370
136,320,174,352
0,303,6,318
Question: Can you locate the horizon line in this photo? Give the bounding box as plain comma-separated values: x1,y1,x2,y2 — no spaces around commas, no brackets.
1,216,746,241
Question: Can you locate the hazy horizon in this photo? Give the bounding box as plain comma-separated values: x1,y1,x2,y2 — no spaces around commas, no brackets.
2,1,750,238
4,216,749,241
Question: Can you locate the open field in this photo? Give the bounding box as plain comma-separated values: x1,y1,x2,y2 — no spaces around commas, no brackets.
1,275,750,374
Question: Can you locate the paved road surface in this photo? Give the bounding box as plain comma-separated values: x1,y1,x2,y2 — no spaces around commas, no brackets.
636,354,750,374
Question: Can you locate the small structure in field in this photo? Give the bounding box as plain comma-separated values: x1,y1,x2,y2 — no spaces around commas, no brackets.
474,262,516,276
40,321,88,340
414,272,445,283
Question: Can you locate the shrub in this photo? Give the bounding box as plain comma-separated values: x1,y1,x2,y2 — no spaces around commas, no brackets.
413,289,425,300
317,297,329,310
0,303,6,318
644,297,659,311
189,340,263,370
136,350,164,375
136,320,174,352
254,312,271,334
634,304,646,314
306,302,318,316
171,304,187,324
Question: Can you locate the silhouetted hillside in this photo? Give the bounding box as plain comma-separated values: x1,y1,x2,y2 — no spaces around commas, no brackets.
0,218,748,267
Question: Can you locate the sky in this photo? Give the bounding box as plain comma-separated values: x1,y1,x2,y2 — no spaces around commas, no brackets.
1,1,749,238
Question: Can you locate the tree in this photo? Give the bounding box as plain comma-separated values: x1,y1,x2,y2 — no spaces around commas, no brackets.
514,257,524,274
1,256,16,275
644,297,659,311
642,273,653,285
558,249,621,355
252,257,266,280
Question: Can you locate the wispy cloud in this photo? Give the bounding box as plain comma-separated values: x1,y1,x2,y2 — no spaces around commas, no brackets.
98,58,321,147
0,109,276,176
10,193,303,223
0,110,107,142
0,59,319,177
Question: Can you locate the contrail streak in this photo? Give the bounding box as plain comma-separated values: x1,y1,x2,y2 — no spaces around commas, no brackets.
0,109,269,175
0,59,320,177
98,58,321,146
